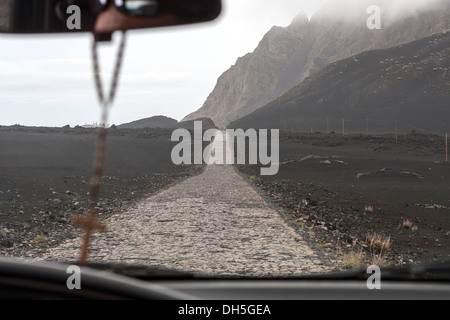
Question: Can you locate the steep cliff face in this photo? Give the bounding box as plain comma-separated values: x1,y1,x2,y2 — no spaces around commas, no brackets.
185,14,310,129
183,0,450,128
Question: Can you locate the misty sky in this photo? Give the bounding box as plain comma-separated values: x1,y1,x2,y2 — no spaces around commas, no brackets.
0,0,442,127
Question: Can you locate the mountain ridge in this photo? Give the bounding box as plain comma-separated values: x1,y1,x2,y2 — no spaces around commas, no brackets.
183,0,450,128
228,31,450,135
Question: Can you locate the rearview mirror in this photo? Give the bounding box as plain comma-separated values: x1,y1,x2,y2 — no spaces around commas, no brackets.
0,0,221,34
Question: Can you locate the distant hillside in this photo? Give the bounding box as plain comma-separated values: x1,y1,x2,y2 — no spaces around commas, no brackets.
117,116,178,129
117,116,216,130
183,0,450,128
229,31,450,135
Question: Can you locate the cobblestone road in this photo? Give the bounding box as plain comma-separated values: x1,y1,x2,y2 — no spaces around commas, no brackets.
40,162,332,277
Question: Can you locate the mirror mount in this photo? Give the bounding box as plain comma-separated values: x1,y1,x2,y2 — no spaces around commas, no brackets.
94,32,113,42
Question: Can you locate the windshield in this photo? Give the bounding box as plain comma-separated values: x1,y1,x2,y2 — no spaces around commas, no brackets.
0,0,449,284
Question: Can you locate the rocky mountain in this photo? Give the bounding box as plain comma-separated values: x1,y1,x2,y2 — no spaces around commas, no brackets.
183,0,450,128
228,31,450,135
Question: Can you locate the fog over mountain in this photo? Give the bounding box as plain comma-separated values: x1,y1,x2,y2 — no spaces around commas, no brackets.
183,0,450,128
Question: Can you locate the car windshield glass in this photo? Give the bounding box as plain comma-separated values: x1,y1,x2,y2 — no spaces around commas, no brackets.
0,0,449,282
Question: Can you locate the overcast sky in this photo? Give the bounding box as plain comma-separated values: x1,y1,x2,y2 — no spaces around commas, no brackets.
0,0,329,127
0,0,441,127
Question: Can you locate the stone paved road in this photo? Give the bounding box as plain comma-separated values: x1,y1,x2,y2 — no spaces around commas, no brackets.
39,126,332,277
39,161,332,277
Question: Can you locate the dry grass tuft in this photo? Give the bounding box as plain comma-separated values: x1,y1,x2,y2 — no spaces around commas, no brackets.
365,232,392,266
399,219,418,232
341,249,367,270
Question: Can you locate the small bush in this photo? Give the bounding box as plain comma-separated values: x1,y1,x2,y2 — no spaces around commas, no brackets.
399,219,418,232
341,250,367,270
365,232,392,266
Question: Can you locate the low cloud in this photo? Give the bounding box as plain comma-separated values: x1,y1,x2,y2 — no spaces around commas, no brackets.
312,0,449,23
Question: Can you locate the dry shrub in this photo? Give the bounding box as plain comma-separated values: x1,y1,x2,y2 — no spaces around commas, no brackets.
400,219,418,232
341,249,367,270
365,232,392,266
